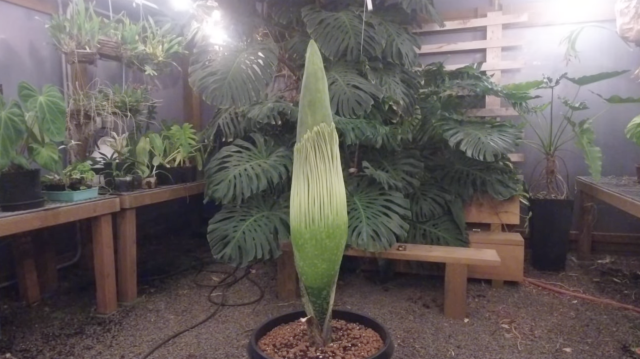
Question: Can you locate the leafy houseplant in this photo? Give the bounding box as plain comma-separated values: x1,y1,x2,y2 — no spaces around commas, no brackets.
42,161,100,202
47,0,102,64
151,124,203,185
0,82,66,211
191,1,528,267
512,71,636,270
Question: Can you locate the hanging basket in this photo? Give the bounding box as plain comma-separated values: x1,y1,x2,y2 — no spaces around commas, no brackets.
97,37,122,62
65,50,98,65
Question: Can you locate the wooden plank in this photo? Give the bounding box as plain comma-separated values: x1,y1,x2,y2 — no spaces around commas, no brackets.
508,153,525,162
469,232,524,282
418,39,522,54
118,182,205,208
2,0,56,14
577,192,595,260
444,263,468,319
464,196,520,225
182,55,202,130
575,177,640,218
485,11,503,109
415,13,528,33
91,214,118,315
11,235,41,305
465,107,519,117
0,198,120,237
276,247,298,300
344,243,501,266
444,60,524,71
34,231,58,296
468,231,523,246
116,209,137,303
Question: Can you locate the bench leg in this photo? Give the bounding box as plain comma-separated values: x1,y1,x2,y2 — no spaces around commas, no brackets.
116,209,137,304
277,248,298,301
34,231,58,296
492,280,504,289
92,214,118,315
577,192,594,261
444,263,468,320
11,235,41,305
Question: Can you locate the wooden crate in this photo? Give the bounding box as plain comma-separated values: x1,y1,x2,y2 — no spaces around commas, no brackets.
468,231,524,282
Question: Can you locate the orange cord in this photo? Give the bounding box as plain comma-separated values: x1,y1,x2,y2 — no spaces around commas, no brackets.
524,277,640,315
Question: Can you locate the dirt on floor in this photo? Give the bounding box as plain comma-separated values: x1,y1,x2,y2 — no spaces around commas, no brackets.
1,237,640,359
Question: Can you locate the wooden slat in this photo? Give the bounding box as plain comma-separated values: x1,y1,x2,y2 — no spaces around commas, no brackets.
465,107,519,117
92,214,118,315
118,182,205,208
508,153,525,162
419,39,522,54
444,60,524,71
345,243,501,266
485,11,503,110
444,264,468,319
116,209,137,303
182,55,202,131
3,0,56,14
415,13,528,33
0,198,121,237
464,195,520,225
469,231,523,246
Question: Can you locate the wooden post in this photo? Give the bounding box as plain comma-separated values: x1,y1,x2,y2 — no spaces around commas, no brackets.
485,11,503,109
116,209,137,304
444,263,468,320
11,235,41,305
182,55,202,130
33,231,58,296
91,214,118,314
577,192,595,260
277,245,298,301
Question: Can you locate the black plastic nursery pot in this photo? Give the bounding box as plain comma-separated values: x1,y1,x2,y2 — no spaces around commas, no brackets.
115,177,134,193
247,310,394,359
0,168,45,212
156,166,183,186
180,165,198,183
131,174,143,190
103,161,128,189
530,198,574,271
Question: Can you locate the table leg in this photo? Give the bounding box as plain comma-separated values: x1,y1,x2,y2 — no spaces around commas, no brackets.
11,235,41,305
577,192,595,261
34,231,58,296
91,214,118,314
116,209,137,303
444,263,468,320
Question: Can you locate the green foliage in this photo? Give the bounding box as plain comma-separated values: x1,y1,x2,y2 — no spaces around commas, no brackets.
0,82,66,173
47,0,102,53
326,65,383,118
626,114,640,146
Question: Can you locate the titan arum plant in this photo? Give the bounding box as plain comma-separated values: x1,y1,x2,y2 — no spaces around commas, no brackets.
290,40,348,347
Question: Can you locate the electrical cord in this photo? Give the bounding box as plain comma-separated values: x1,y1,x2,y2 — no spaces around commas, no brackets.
140,262,265,359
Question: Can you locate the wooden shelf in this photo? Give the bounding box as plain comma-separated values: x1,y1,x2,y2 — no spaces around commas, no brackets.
118,182,205,209
415,13,528,33
419,39,522,54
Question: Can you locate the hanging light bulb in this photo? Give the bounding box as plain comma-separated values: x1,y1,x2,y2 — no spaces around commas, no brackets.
203,10,228,45
170,0,192,11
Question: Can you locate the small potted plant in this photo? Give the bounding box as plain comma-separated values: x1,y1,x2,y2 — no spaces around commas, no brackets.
511,71,638,270
133,135,158,189
46,0,102,65
624,115,640,182
0,82,66,212
99,132,131,189
42,161,99,202
163,123,203,184
247,41,393,359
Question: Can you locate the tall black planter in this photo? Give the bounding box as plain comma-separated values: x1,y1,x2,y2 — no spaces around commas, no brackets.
530,198,574,271
0,169,45,212
248,310,394,359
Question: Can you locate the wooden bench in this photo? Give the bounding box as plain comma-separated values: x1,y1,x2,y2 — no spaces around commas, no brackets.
277,242,501,320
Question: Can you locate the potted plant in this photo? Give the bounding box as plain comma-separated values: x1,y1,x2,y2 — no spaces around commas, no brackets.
0,82,66,212
623,116,640,182
98,132,132,189
247,41,393,359
46,0,102,64
151,124,203,185
42,161,99,202
133,135,159,189
511,71,636,270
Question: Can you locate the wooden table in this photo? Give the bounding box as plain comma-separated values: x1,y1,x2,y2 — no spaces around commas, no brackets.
114,181,205,303
576,176,640,259
0,197,120,314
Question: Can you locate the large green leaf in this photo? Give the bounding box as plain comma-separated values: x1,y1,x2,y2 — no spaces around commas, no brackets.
207,107,246,142
389,0,443,26
406,214,467,247
440,119,522,162
372,17,420,67
302,6,384,61
205,134,292,205
246,99,298,127
189,42,278,107
346,179,410,252
29,142,62,173
503,80,544,92
560,98,589,111
0,98,26,171
362,153,423,193
409,180,453,221
326,64,383,118
565,70,629,87
591,93,640,104
625,114,640,146
567,117,602,181
334,117,389,147
18,82,66,142
368,64,419,115
207,195,290,267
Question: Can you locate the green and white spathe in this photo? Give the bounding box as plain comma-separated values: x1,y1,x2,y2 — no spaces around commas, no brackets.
290,40,348,347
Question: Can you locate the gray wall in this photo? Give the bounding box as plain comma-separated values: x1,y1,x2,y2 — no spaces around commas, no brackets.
424,0,640,234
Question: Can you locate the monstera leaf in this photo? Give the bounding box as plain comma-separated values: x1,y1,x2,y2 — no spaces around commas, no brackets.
302,5,384,61
440,119,522,162
334,117,389,147
189,42,278,107
625,114,640,146
0,98,25,171
390,0,443,26
409,180,453,221
18,82,66,142
406,213,468,247
205,134,292,205
326,64,383,118
346,178,410,252
373,19,420,67
207,195,289,267
568,118,602,181
368,64,419,115
362,153,423,193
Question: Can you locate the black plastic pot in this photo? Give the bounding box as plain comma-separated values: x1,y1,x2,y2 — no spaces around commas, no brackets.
180,166,198,183
248,310,394,359
115,177,133,193
43,183,67,192
530,198,574,271
103,161,128,189
156,166,182,186
0,168,45,212
131,174,143,190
